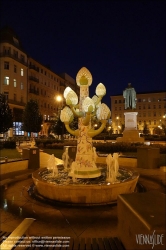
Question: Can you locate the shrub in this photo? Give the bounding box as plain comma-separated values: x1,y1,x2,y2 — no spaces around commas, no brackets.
3,141,16,149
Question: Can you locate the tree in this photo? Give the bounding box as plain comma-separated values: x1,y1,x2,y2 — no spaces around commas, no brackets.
143,122,150,135
0,94,13,133
22,99,43,135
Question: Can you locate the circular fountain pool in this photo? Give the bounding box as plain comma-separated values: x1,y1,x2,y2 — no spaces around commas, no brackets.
32,165,139,205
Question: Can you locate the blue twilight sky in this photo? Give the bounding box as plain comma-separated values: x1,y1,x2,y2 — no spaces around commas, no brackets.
0,0,165,106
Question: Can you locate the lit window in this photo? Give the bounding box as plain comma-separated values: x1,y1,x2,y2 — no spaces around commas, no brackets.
14,79,17,87
148,98,151,102
21,68,24,76
143,99,146,102
21,82,23,90
4,61,9,69
4,76,9,85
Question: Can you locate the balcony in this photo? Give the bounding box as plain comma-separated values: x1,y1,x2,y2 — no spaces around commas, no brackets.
29,64,39,72
8,99,26,107
29,76,39,83
29,89,39,95
0,52,27,66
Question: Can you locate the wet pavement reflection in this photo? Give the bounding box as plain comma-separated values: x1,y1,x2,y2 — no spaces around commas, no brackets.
0,178,119,237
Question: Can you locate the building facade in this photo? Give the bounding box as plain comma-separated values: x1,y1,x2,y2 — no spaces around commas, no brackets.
0,26,78,136
111,91,166,134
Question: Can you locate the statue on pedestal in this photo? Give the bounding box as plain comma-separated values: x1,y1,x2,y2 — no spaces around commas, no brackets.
123,83,136,109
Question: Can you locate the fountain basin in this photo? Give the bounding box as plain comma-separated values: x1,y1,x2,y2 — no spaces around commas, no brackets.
32,168,139,205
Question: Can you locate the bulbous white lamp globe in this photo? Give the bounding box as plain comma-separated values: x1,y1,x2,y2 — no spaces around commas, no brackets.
82,97,95,112
64,87,72,99
76,67,92,87
66,90,78,105
60,106,73,122
96,83,106,97
96,103,111,120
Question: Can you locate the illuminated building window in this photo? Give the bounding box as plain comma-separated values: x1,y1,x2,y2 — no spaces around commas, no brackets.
13,122,24,135
21,82,23,90
4,61,9,69
4,76,9,85
148,98,151,102
21,68,24,76
14,79,16,87
143,99,146,102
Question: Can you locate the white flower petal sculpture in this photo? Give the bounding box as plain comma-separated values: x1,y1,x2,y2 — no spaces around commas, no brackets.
60,106,73,123
66,90,78,105
96,83,106,96
82,97,95,112
96,103,111,120
76,67,92,86
64,86,72,99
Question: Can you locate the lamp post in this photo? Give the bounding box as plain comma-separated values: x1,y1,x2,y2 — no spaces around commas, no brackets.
116,116,119,134
60,67,111,178
55,94,65,140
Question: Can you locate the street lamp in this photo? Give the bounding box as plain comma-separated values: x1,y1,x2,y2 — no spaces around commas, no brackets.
116,116,119,134
55,94,65,140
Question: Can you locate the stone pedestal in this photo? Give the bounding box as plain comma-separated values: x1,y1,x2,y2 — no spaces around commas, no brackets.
117,112,144,142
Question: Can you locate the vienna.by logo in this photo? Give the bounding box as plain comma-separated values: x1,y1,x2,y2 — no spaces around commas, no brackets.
136,230,164,249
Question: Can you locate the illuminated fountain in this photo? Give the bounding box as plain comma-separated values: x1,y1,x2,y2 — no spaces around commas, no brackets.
32,67,139,205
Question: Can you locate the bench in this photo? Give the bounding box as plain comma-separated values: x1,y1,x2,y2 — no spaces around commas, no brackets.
0,218,35,250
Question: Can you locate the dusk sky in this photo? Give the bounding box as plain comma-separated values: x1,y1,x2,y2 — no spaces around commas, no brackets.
1,0,165,106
